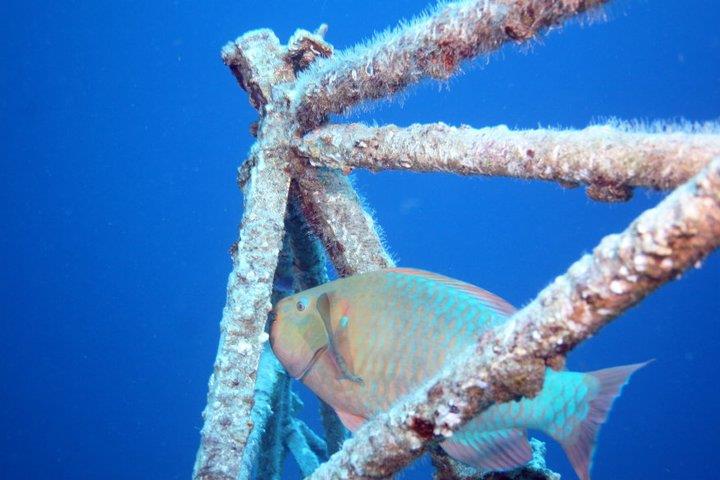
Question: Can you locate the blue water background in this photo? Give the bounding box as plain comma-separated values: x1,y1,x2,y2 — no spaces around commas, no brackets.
2,0,719,478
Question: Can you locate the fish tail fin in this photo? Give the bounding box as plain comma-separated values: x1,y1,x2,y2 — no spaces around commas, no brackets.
554,361,650,480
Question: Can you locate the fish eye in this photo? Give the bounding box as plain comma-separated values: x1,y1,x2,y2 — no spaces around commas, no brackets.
296,298,308,312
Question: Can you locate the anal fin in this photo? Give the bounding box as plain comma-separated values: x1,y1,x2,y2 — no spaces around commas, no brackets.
441,428,532,472
335,409,366,433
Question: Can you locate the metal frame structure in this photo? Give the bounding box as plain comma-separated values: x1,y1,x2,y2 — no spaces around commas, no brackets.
192,1,720,478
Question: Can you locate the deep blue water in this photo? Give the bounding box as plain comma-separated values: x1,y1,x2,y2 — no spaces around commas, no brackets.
2,0,719,478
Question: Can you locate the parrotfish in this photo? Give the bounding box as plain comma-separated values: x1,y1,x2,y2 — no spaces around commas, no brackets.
270,268,647,479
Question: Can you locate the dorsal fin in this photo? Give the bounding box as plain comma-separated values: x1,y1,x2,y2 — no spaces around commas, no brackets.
316,292,363,384
387,268,517,317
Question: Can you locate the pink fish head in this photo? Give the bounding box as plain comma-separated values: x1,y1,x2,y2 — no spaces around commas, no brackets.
270,291,329,380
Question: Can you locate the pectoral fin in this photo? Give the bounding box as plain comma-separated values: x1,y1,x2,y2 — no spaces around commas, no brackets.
316,292,363,385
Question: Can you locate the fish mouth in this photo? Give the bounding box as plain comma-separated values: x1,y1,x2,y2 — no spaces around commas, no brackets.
297,344,328,382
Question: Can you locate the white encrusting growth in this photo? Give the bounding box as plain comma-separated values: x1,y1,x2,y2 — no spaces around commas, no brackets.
194,29,298,480
294,0,610,130
299,122,720,201
193,145,293,480
295,167,395,276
